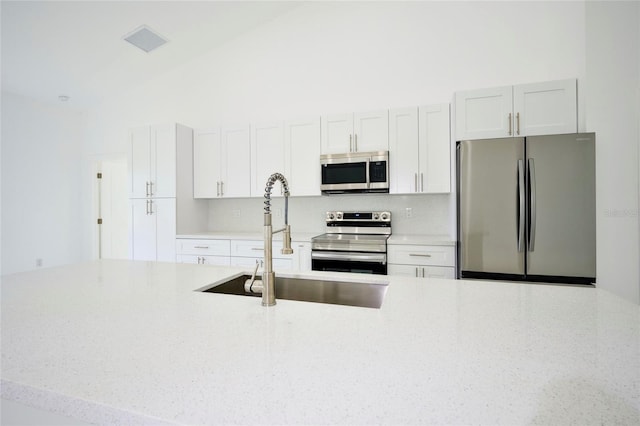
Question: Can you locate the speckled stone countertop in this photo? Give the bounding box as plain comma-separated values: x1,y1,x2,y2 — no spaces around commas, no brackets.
1,260,638,425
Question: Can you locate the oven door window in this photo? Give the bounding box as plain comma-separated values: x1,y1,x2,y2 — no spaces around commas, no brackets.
312,254,387,275
321,162,367,185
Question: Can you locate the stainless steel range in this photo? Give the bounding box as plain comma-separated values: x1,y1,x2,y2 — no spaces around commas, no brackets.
311,211,391,275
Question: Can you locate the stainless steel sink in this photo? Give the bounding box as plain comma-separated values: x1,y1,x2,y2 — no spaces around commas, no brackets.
200,274,388,309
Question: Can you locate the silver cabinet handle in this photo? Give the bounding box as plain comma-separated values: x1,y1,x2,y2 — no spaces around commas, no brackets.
194,246,209,249
414,173,418,192
149,181,154,196
216,182,220,197
415,267,419,278
528,158,536,252
516,112,521,135
354,134,358,152
349,134,353,152
517,159,525,252
145,199,149,215
508,113,513,136
409,253,432,257
148,199,153,215
421,267,426,278
251,247,264,251
421,173,424,192
220,181,224,196
145,181,150,197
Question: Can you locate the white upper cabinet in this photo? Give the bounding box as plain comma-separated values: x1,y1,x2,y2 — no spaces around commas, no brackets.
389,104,451,194
419,104,451,193
193,129,221,199
321,110,388,154
512,80,577,136
194,126,251,198
129,124,176,198
221,126,251,198
251,122,285,197
455,78,577,140
284,117,321,197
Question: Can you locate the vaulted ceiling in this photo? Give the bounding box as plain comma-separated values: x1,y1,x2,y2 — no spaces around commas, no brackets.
1,1,299,108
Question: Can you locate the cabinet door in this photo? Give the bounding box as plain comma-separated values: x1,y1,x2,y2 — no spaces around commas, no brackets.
129,126,152,198
321,113,353,154
285,117,321,196
454,86,512,140
353,109,389,152
251,122,285,197
293,241,311,271
177,255,230,266
152,124,176,198
388,264,423,278
153,198,176,262
193,129,221,198
513,79,577,136
387,245,455,267
419,104,451,193
221,126,251,198
130,198,156,261
423,266,455,279
389,107,419,194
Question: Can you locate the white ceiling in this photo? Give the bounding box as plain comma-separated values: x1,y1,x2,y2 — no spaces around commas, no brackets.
1,1,300,108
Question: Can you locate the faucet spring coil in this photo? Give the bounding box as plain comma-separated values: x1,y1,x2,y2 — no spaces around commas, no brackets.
263,172,290,214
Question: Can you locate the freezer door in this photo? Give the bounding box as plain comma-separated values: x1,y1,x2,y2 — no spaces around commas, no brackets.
526,133,596,279
458,138,525,275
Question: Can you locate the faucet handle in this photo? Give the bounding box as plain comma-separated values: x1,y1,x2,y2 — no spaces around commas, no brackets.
281,224,293,255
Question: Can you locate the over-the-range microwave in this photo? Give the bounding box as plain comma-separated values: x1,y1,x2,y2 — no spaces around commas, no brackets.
320,151,389,194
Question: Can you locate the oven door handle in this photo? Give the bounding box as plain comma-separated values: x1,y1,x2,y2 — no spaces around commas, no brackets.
311,251,386,264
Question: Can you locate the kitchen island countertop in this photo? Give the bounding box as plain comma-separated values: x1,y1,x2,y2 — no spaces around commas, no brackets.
1,260,638,425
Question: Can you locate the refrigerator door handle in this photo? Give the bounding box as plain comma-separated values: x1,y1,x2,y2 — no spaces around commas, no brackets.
517,159,525,252
528,158,536,252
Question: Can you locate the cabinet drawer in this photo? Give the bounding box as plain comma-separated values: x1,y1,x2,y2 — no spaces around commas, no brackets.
387,245,455,267
176,239,230,256
230,240,293,260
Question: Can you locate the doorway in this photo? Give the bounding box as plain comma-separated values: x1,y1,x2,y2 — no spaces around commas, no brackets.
93,156,128,260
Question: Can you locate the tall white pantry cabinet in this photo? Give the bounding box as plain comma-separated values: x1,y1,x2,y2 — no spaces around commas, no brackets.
128,123,198,261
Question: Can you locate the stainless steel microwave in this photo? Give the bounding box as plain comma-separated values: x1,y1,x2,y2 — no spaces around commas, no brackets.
320,151,389,194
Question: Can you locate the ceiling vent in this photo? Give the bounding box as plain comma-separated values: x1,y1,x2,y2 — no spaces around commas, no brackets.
123,25,168,53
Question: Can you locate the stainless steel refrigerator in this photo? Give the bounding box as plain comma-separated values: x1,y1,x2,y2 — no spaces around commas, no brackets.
456,133,596,284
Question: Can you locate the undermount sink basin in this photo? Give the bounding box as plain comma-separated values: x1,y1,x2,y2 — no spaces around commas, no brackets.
200,274,388,309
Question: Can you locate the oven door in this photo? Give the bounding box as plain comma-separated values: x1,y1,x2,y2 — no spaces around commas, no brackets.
311,251,387,275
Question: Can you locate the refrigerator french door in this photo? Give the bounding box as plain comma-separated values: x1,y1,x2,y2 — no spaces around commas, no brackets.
456,133,595,284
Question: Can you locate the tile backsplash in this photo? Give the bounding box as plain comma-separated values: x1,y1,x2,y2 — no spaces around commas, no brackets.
208,194,452,236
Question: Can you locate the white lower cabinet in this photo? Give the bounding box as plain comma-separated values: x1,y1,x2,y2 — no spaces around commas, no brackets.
131,198,176,262
231,240,295,270
175,239,231,265
175,238,310,272
387,244,455,280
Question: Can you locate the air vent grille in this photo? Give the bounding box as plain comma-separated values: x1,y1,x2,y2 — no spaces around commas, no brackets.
123,26,168,53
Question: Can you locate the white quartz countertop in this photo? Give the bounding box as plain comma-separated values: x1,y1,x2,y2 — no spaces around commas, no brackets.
1,260,638,425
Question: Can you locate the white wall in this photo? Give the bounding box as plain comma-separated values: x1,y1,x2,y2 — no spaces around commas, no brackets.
6,2,637,302
1,92,85,275
585,1,640,303
83,0,587,238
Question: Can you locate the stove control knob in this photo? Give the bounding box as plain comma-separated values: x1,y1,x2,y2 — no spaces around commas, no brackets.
373,213,380,220
380,212,389,221
336,212,343,220
328,212,335,220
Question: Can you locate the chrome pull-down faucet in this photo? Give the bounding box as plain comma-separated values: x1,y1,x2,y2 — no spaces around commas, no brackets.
262,173,293,306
